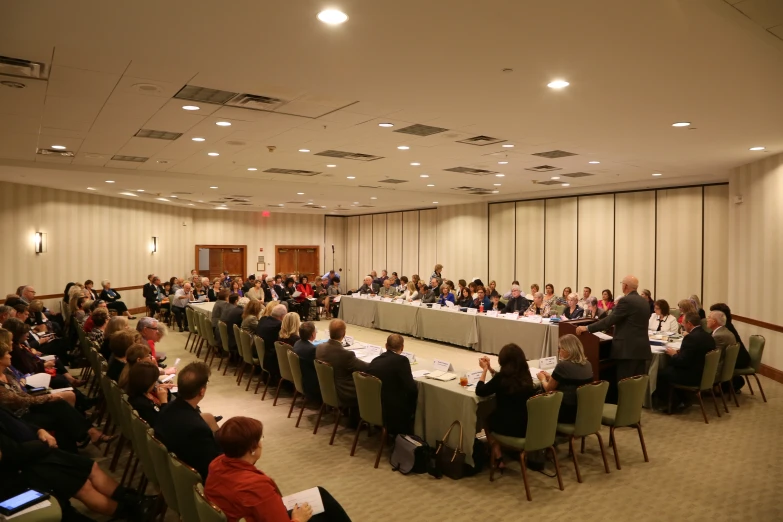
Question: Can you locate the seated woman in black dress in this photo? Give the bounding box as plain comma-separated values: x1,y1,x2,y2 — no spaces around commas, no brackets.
537,334,594,423
476,344,538,469
99,280,135,319
562,293,584,320
127,361,169,427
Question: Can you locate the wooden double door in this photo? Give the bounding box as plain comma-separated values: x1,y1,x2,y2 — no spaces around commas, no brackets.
276,245,320,281
196,245,246,281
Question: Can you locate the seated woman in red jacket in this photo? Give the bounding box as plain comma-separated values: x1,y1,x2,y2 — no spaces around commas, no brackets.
205,416,351,522
294,276,315,320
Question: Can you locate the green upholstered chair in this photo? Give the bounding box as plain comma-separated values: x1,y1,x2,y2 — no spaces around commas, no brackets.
193,313,207,358
671,308,682,321
734,334,767,403
551,304,566,316
119,396,142,486
491,391,564,501
273,341,295,406
169,452,202,522
700,318,712,333
129,411,158,493
253,336,272,399
201,313,221,364
184,308,196,352
314,359,342,444
107,380,134,474
350,371,386,468
287,349,314,426
715,343,740,412
217,321,232,375
12,497,61,521
193,483,227,522
556,380,610,482
601,375,649,470
232,324,245,386
238,330,262,392
669,349,722,424
146,430,179,517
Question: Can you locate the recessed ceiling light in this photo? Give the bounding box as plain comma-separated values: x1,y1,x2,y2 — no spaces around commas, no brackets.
120,192,138,197
51,145,66,150
378,123,394,128
433,201,439,204
188,203,195,206
672,122,690,127
397,146,410,150
547,79,570,89
215,121,231,127
297,192,305,195
182,105,200,111
502,144,514,148
298,149,310,153
495,174,505,177
216,207,227,210
198,200,204,202
652,173,663,177
347,176,356,179
248,167,257,171
427,184,435,187
170,195,177,198
208,152,219,156
105,180,115,183
551,176,560,180
588,161,600,164
353,201,359,205
326,164,336,168
317,9,348,24
749,146,765,151
136,189,144,192
561,183,570,187
86,187,96,191
209,186,218,189
192,137,205,142
494,183,502,186
420,174,429,178
410,162,420,166
279,204,285,207
156,198,170,202
370,197,377,200
492,190,499,194
498,161,508,164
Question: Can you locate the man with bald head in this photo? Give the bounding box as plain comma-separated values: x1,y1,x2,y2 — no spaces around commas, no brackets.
358,275,380,295
576,275,651,382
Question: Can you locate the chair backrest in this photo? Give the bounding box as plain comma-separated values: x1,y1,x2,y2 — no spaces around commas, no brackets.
718,343,740,383
287,349,305,394
573,380,609,437
671,308,682,320
129,410,158,487
239,330,255,365
614,375,648,427
232,324,242,354
352,371,384,427
146,430,179,515
168,452,202,522
314,359,340,408
275,341,294,381
218,321,230,353
524,391,563,452
253,336,266,371
108,381,133,438
188,308,199,335
552,304,565,316
700,318,712,333
201,313,217,346
699,349,721,390
193,483,227,522
748,335,765,372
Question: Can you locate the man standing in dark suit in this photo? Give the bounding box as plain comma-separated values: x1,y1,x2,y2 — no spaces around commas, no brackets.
576,275,651,381
255,304,286,377
367,334,418,435
143,275,160,316
293,321,321,402
315,319,368,407
154,362,222,480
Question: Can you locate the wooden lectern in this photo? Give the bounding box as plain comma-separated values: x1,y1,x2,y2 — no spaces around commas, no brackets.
558,319,614,380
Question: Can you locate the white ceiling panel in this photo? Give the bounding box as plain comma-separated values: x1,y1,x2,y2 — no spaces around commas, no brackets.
142,101,207,133
123,62,197,86
51,47,131,75
317,110,374,125
0,133,38,160
116,137,174,157
37,134,83,152
341,101,402,117
733,0,783,28
0,75,46,116
41,127,88,139
0,114,43,135
104,159,142,170
80,133,133,155
114,75,184,99
42,95,104,125
279,99,349,118
770,24,783,37
35,154,73,165
47,65,120,98
72,153,111,166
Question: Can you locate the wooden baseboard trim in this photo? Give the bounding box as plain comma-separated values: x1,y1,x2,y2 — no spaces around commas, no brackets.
129,306,147,315
759,364,783,385
734,315,783,334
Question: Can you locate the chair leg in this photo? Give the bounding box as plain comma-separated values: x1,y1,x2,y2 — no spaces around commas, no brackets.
273,378,284,406
636,423,649,462
696,392,709,424
548,446,564,491
709,388,721,417
610,426,621,470
296,397,307,427
236,363,245,385
253,368,262,394
330,409,342,445
753,374,767,402
519,450,533,501
120,449,135,485
667,386,674,414
730,380,740,408
350,421,364,456
489,443,497,482
374,427,387,468
288,390,299,418
261,372,271,400
102,420,115,457
580,436,585,454
595,432,610,474
126,456,139,487
109,436,125,472
313,404,325,435
745,375,754,395
718,384,729,413
568,437,582,483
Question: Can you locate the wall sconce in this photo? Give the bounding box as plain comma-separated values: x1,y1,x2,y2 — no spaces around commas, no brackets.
151,236,158,253
34,232,47,254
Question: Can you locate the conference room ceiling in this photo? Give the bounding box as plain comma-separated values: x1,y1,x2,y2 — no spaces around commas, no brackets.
0,0,781,214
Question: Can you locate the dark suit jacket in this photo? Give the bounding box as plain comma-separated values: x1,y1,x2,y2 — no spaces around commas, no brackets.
221,305,243,350
293,339,321,401
129,393,166,427
367,351,418,434
668,327,715,386
421,289,438,304
563,306,585,320
504,295,530,314
358,283,380,295
587,291,651,361
143,282,157,304
255,316,282,374
154,398,222,480
315,339,369,403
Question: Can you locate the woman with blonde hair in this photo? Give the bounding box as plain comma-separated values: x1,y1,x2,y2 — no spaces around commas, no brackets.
402,281,418,301
242,300,263,333
677,299,697,327
689,294,705,319
537,334,594,423
68,284,85,315
431,264,443,280
278,312,301,347
262,301,279,317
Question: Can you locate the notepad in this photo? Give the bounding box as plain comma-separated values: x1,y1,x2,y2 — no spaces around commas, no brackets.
593,332,613,341
39,355,56,362
426,371,457,381
412,370,431,378
282,487,325,515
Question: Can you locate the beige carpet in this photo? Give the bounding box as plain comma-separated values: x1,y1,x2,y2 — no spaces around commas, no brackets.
79,319,783,521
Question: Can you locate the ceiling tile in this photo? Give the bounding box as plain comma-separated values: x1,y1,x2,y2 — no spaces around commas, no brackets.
123,62,198,85
47,65,120,98
0,133,38,160
114,76,183,99
72,153,111,166
0,75,47,117
143,100,208,133
104,159,143,170
116,136,173,157
52,47,130,75
733,0,783,28
35,154,74,165
0,114,44,135
43,95,104,125
37,134,83,152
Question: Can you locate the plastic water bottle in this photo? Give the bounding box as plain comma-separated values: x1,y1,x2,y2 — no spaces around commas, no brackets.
479,302,484,314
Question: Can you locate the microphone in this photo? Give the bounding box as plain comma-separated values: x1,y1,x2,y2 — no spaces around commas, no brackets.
331,244,335,253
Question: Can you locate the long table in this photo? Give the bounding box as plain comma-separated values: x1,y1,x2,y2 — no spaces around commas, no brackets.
338,296,559,360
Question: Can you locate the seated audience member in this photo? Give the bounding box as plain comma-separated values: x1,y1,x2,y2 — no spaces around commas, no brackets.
108,330,137,382
378,279,400,298
171,282,195,332
87,307,110,345
3,318,82,389
127,361,169,427
81,299,106,332
81,280,98,301
402,281,419,302
261,276,277,302
657,313,714,411
677,299,698,327
119,343,151,390
476,344,537,468
367,334,418,435
155,362,222,480
278,312,301,347
649,299,679,333
296,275,315,302
26,299,59,335
293,322,322,403
641,289,655,315
456,287,473,307
208,280,222,302
101,316,129,360
72,297,89,324
468,282,477,298
230,280,244,297
419,280,438,304
315,320,369,409
358,276,379,295
0,305,15,324
212,289,231,332
470,288,491,310
220,270,233,288
557,287,572,307
583,296,606,320
256,304,287,376
562,293,584,320
273,275,287,300
242,299,263,333
577,287,592,309
599,289,615,312
690,294,706,319
709,302,750,372
503,285,529,314
144,276,163,316
412,282,426,302
707,310,736,377
221,295,246,351
542,284,558,308
246,279,265,302
526,283,540,301
242,275,255,294
206,416,352,522
100,280,135,319
524,292,552,317
137,316,166,363
396,276,408,293
489,291,505,312
437,285,455,306
169,277,182,293
537,334,594,423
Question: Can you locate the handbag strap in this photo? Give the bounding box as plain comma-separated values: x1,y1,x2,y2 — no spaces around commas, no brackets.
440,420,464,452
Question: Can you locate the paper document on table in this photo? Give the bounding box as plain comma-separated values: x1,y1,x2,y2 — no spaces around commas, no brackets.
25,373,51,388
6,500,52,520
520,315,542,323
426,371,457,381
445,301,454,308
593,332,613,341
281,487,325,515
39,355,56,362
529,368,542,381
159,374,175,383
401,351,416,363
485,310,498,317
412,369,431,378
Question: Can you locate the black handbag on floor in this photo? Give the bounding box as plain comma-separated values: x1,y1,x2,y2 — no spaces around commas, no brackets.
434,420,467,480
390,434,430,474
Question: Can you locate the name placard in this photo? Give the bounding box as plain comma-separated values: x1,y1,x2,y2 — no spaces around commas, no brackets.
410,300,422,307
431,303,442,310
432,359,452,372
382,297,393,303
539,356,557,370
466,307,478,315
504,312,519,320
485,310,498,318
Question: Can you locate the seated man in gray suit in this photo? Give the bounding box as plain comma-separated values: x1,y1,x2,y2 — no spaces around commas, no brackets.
707,310,736,383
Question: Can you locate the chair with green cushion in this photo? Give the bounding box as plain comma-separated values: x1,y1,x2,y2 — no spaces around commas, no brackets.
669,349,722,424
287,349,315,426
601,375,649,470
714,343,740,412
107,381,134,474
734,334,766,403
169,452,202,522
350,371,386,468
273,341,295,406
130,410,158,493
556,380,610,482
217,321,233,375
671,308,682,321
195,312,207,356
119,396,141,486
314,360,342,445
11,496,61,521
184,308,196,352
193,483,227,522
491,391,564,501
232,324,245,386
253,336,272,399
199,313,218,362
238,330,262,392
146,430,179,518
552,304,565,316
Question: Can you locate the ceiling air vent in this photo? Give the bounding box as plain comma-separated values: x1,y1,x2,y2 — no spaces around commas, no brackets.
535,180,563,186
285,201,307,204
264,168,321,177
444,166,498,176
228,195,252,198
0,55,49,79
394,124,449,137
134,129,182,140
378,179,408,184
225,93,287,111
174,85,238,105
452,186,490,193
111,155,148,162
37,148,74,157
356,205,375,208
358,185,381,189
456,135,506,146
525,165,561,172
532,150,577,159
315,150,384,162
171,192,193,195
562,171,594,178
